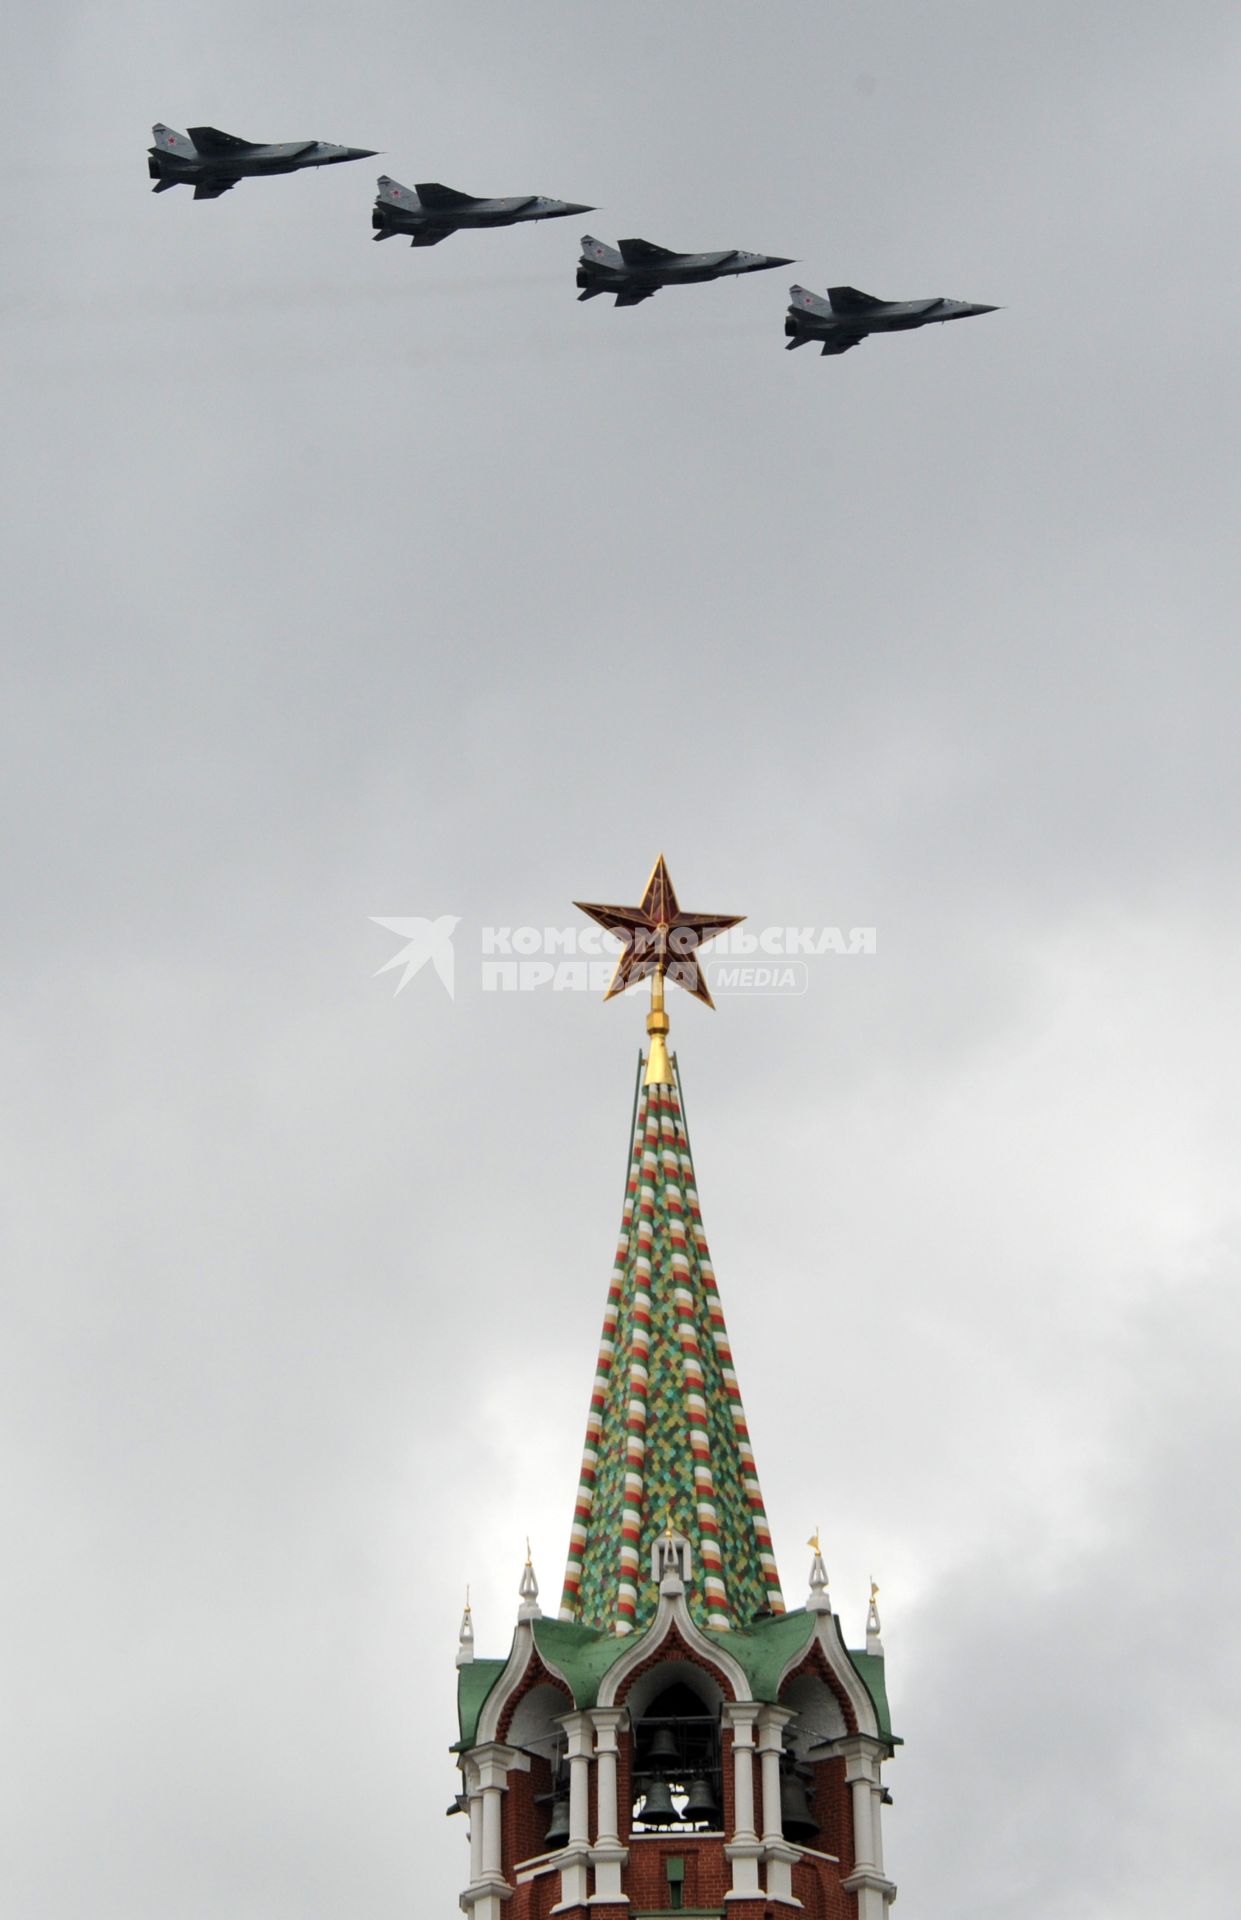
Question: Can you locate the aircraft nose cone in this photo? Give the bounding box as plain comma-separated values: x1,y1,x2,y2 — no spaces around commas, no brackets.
563,203,595,216
349,148,379,159
763,256,796,269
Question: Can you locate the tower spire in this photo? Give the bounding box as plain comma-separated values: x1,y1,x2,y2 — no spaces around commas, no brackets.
561,858,782,1634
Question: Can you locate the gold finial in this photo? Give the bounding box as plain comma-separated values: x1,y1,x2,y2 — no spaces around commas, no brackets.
808,1529,821,1553
664,1513,676,1539
574,855,744,1089
870,1577,879,1603
525,1537,533,1568
646,970,672,1088
464,1584,472,1615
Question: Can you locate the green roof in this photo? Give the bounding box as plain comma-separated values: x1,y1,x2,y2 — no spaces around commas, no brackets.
703,1607,816,1701
848,1647,896,1742
457,1611,896,1747
532,1618,632,1707
455,1658,506,1749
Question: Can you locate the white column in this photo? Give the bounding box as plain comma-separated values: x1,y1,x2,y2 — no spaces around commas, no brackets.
553,1712,593,1913
758,1727,783,1845
482,1787,504,1874
464,1762,484,1887
589,1708,629,1906
756,1706,801,1908
850,1774,875,1871
723,1703,762,1902
839,1738,896,1920
462,1745,520,1920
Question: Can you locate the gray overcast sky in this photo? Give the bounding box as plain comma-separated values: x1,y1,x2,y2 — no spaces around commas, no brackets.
3,3,1240,1915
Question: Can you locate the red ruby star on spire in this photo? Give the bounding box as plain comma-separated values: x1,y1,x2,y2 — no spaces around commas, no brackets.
574,854,744,1009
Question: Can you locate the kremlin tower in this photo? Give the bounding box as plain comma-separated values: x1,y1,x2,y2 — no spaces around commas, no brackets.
452,860,898,1920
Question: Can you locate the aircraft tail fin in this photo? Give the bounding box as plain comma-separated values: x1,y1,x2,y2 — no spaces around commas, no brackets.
150,124,197,159
376,175,421,211
789,284,833,316
580,235,623,269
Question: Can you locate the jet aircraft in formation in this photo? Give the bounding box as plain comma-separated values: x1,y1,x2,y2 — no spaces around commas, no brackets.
372,176,592,245
148,124,374,198
148,123,997,359
785,284,998,355
575,235,792,306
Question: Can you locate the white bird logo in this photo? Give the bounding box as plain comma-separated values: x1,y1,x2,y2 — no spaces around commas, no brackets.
370,914,461,998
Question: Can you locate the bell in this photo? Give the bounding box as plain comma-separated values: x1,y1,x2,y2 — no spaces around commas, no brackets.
645,1725,680,1767
639,1779,682,1826
681,1775,723,1828
543,1792,571,1849
779,1768,820,1844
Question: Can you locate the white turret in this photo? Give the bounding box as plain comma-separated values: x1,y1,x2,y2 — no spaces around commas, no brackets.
807,1531,832,1614
866,1578,884,1657
518,1542,542,1622
456,1590,474,1668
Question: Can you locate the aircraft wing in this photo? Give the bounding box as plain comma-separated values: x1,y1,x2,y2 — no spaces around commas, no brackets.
414,182,479,209
187,126,261,154
409,228,454,246
820,336,861,355
193,177,240,199
615,286,658,307
617,237,678,267
826,286,888,314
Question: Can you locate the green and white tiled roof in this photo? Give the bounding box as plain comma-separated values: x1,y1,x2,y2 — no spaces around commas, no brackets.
558,1060,785,1636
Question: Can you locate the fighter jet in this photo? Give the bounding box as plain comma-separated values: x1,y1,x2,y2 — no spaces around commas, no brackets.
784,283,997,355
577,235,793,307
372,177,593,247
148,124,376,198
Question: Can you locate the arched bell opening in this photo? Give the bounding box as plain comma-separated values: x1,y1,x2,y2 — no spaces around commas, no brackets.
627,1668,726,1834
779,1672,850,1853
506,1682,572,1861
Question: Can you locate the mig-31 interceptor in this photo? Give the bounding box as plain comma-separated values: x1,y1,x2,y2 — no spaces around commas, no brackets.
576,235,793,306
372,177,593,246
148,124,376,198
784,283,997,355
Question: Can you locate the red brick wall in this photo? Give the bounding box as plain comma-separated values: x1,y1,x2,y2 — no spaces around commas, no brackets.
502,1752,553,1879
791,1852,860,1920
622,1834,733,1910
811,1754,854,1874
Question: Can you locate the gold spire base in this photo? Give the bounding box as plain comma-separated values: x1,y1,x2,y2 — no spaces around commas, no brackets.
644,1033,673,1087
